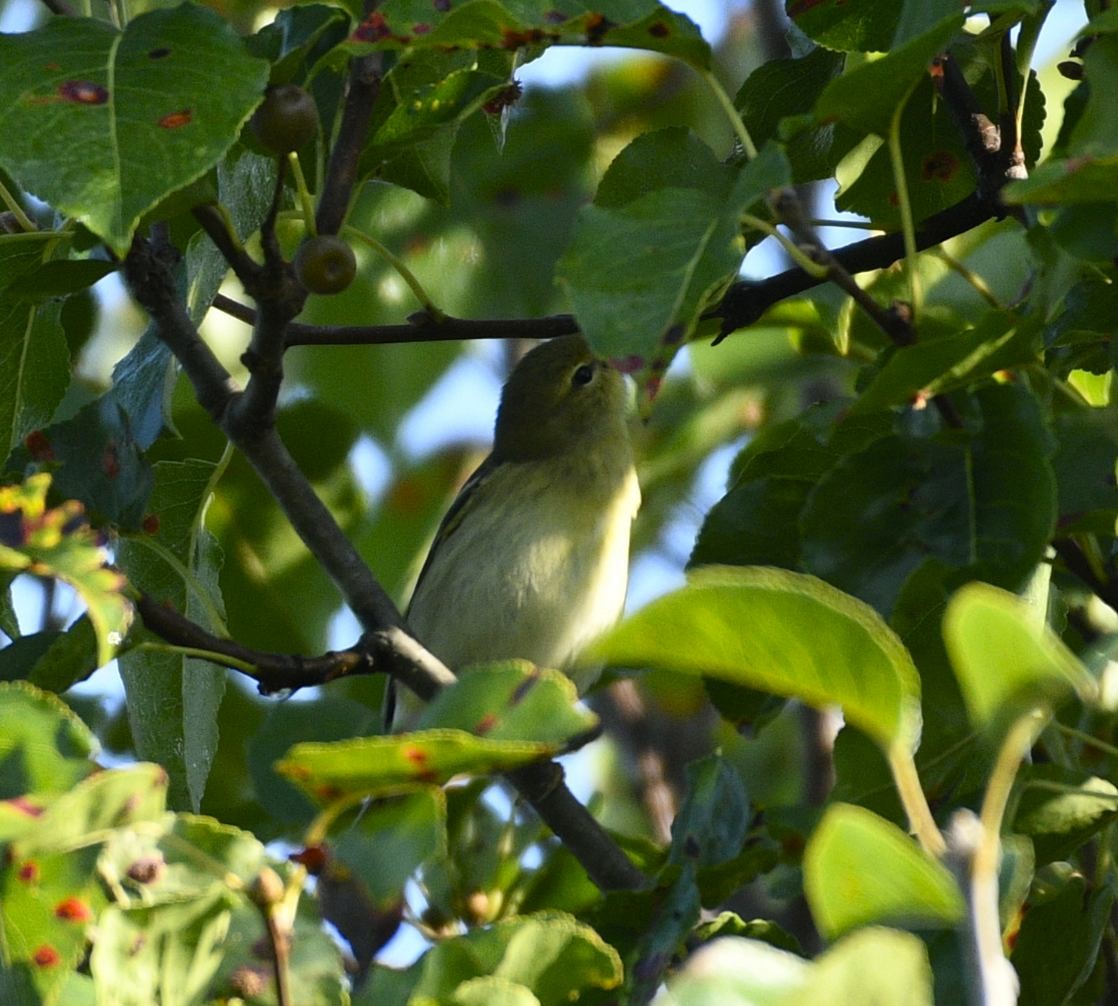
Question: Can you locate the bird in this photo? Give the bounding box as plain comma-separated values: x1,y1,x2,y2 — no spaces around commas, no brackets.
388,334,640,728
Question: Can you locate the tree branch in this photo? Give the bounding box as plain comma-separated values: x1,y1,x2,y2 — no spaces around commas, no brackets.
316,45,382,236
134,592,369,693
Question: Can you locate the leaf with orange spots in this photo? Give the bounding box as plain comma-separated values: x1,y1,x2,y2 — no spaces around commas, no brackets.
0,5,268,255
343,0,710,69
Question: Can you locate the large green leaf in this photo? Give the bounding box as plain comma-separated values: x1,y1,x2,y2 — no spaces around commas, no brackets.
0,5,269,255
280,664,596,800
0,238,70,461
345,0,710,69
589,565,922,753
804,803,963,940
800,383,1057,618
943,582,1097,730
558,137,790,396
361,911,622,1006
0,682,97,799
815,17,962,137
117,459,226,812
658,926,934,1005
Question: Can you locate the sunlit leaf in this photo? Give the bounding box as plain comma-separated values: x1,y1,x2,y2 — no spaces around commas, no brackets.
804,803,963,940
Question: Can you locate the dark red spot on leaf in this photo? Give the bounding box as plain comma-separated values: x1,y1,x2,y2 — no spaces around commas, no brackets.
353,11,391,41
433,0,450,10
158,109,192,129
7,797,44,817
59,80,108,105
413,22,431,34
585,13,615,45
102,443,120,478
32,945,60,968
648,21,669,38
18,861,39,883
921,150,959,182
787,0,829,15
403,745,428,766
126,856,164,884
44,62,61,71
148,47,171,59
142,513,160,535
314,784,343,800
611,354,645,375
26,430,55,461
55,897,93,922
474,713,498,735
544,9,566,24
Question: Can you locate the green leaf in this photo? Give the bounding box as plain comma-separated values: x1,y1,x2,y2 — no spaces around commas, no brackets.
787,0,960,51
0,844,105,1006
589,565,922,753
943,581,1097,730
800,384,1057,618
1051,408,1118,532
668,755,748,869
362,911,622,1006
736,45,857,184
0,239,70,461
11,763,168,856
10,395,154,530
1010,867,1115,1006
0,616,99,693
416,661,597,745
99,813,267,907
660,926,933,1005
852,312,1041,413
815,17,963,137
90,892,231,1006
279,726,578,803
1013,765,1118,864
804,803,963,940
345,1,711,70
117,459,226,811
0,6,269,255
0,681,97,798
0,475,132,668
558,138,789,395
332,789,445,905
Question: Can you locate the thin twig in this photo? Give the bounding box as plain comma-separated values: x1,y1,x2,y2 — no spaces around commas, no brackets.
134,593,369,693
316,37,382,236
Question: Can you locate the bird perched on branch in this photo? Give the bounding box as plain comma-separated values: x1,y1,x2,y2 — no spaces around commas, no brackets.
388,334,640,727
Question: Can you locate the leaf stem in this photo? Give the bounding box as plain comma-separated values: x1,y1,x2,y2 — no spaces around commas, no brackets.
887,742,946,857
0,179,37,232
931,248,1002,309
1053,722,1118,762
887,101,920,314
700,70,757,160
287,152,318,239
342,223,447,320
741,213,829,279
132,640,257,675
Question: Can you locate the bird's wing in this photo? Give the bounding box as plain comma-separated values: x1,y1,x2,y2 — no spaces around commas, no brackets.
405,451,501,617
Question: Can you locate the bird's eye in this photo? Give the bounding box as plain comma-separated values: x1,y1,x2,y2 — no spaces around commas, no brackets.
571,363,595,387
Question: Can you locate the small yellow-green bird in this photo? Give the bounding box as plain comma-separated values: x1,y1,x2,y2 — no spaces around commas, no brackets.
389,334,640,726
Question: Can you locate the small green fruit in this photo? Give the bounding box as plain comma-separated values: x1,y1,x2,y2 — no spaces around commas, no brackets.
294,235,357,295
250,84,319,154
